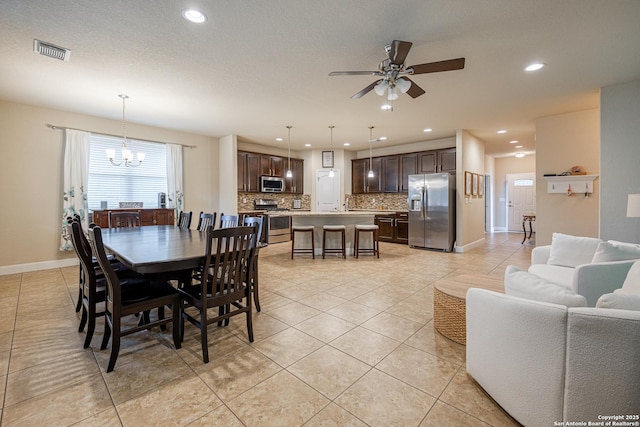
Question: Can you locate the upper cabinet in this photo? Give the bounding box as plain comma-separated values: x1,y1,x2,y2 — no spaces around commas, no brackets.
352,148,456,194
238,150,303,194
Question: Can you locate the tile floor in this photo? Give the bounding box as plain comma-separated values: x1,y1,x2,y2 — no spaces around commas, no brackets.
0,232,534,426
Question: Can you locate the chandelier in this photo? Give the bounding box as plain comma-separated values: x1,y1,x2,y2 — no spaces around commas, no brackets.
106,94,145,167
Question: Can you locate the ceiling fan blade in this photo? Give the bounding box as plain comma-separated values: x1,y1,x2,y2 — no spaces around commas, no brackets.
388,40,412,65
403,78,426,98
408,58,466,74
351,80,383,99
329,71,382,76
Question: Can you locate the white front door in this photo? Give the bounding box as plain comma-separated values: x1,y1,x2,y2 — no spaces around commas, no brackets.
507,172,536,232
317,170,340,211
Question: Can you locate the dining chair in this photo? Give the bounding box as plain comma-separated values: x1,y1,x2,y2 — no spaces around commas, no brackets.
196,212,217,231
243,216,264,312
108,211,141,228
219,213,239,229
178,225,256,363
88,226,182,372
177,211,192,229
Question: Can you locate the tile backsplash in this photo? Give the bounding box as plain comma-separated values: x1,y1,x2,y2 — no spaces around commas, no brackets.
348,193,408,211
238,193,311,212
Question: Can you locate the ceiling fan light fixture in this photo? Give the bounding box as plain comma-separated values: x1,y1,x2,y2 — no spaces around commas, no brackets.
387,86,398,100
374,80,388,96
396,77,411,93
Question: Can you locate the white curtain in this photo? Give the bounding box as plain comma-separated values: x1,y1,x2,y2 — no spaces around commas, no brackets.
60,129,91,250
166,143,184,222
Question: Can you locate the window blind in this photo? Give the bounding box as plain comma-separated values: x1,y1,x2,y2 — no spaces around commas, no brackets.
87,134,167,211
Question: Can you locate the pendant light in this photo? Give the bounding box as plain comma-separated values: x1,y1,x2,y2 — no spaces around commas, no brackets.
286,125,293,178
328,125,335,178
106,94,145,167
368,126,374,178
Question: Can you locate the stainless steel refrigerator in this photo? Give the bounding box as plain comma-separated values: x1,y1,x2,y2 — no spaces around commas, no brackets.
408,173,456,251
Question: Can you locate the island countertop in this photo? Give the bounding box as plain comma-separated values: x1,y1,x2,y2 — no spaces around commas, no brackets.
266,210,401,217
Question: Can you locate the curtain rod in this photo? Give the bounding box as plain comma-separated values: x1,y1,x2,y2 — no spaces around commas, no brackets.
46,124,197,149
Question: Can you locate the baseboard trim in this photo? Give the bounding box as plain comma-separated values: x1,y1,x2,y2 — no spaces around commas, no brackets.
0,258,79,276
454,237,486,253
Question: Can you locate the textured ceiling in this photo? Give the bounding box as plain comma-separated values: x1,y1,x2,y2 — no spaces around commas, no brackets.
1,0,639,157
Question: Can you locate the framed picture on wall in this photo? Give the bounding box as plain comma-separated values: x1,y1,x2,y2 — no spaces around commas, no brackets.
322,151,334,168
465,171,472,196
478,174,484,197
472,173,478,196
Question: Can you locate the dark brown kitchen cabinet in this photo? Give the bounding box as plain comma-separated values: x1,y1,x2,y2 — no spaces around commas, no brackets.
237,152,247,191
438,148,456,174
400,153,417,192
352,158,382,193
418,151,437,173
382,155,400,192
92,208,175,228
237,151,262,192
285,158,304,194
261,155,284,177
374,212,408,244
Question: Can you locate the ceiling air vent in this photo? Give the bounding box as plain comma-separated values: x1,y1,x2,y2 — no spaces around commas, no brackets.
33,39,71,61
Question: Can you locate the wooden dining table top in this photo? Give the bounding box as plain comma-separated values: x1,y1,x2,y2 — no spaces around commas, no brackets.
100,225,207,274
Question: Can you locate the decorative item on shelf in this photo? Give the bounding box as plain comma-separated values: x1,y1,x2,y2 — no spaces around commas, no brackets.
106,94,145,167
567,184,573,196
286,125,293,178
570,165,586,175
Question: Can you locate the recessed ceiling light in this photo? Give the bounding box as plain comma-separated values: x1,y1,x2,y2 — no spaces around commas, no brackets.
275,137,283,142
381,104,393,111
379,136,387,141
525,63,544,72
182,9,207,23
509,140,518,144
515,152,525,158
343,142,350,146
515,145,523,149
305,144,311,147
497,130,507,134
423,128,432,132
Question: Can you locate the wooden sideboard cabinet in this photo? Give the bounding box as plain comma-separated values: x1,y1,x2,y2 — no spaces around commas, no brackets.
92,208,175,228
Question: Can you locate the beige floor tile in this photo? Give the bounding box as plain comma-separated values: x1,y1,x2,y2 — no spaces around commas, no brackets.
335,369,436,427
330,326,400,366
1,372,113,426
177,326,249,367
288,345,371,399
116,376,222,426
385,297,434,324
8,330,86,373
227,370,329,427
196,346,282,401
294,312,356,343
360,311,424,342
186,404,245,427
405,322,466,366
326,301,381,325
420,400,491,426
304,402,369,427
298,292,348,311
268,300,322,326
73,407,123,427
377,344,459,398
226,311,290,342
253,327,324,367
439,370,521,426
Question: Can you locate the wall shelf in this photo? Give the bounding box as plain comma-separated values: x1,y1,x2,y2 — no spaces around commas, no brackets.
543,174,598,194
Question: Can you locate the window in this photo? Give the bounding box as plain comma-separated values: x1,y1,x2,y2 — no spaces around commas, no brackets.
87,134,167,210
513,179,534,187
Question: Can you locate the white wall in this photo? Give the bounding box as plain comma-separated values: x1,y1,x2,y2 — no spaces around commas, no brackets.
535,109,600,245
600,79,640,243
456,130,486,249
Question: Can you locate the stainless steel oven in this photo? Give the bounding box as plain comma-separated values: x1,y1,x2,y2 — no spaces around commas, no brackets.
266,214,291,244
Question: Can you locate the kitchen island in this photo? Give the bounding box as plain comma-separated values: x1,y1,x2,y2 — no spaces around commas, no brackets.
269,210,390,256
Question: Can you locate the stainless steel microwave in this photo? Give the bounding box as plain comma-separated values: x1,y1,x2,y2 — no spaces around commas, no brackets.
260,176,284,193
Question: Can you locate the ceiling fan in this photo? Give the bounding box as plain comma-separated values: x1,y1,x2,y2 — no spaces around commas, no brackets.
329,40,465,100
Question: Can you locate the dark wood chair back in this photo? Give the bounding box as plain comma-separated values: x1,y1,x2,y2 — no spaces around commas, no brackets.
242,216,264,312
108,211,141,228
196,212,217,231
179,225,256,363
178,211,192,229
87,226,181,372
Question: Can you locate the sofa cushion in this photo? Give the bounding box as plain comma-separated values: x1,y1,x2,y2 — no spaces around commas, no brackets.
505,265,587,307
591,240,640,263
547,233,601,268
596,292,640,311
617,260,640,295
527,264,575,289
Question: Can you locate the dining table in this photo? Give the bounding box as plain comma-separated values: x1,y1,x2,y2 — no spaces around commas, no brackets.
100,225,208,275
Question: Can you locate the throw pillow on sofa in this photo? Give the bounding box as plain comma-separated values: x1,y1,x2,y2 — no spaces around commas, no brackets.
547,233,601,268
591,240,640,263
504,265,588,307
596,293,640,311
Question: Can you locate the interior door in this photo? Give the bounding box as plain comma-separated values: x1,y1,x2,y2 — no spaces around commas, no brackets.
507,173,536,232
316,170,341,211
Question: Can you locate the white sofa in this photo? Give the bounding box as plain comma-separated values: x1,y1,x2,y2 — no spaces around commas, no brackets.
466,288,640,427
528,233,640,306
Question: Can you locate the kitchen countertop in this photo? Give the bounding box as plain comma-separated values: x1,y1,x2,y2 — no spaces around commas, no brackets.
267,210,395,217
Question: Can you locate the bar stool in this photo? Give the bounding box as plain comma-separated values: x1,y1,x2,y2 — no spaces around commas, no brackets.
291,225,315,259
354,224,380,259
322,225,346,259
